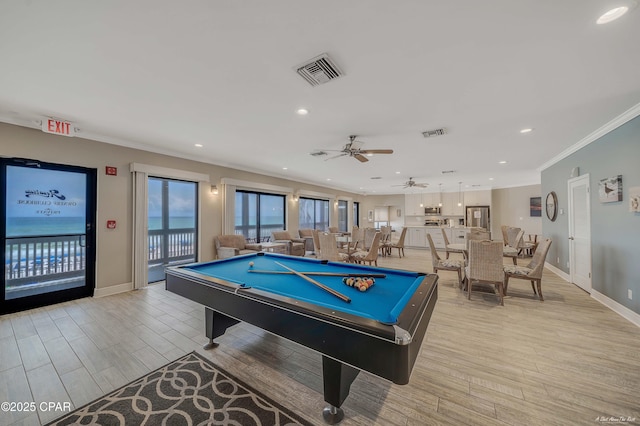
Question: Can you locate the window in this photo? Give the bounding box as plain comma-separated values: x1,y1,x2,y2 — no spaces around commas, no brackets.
235,191,285,242
353,202,360,227
299,197,329,230
337,200,348,232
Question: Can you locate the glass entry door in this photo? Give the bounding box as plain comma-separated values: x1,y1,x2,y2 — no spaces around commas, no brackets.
1,158,96,314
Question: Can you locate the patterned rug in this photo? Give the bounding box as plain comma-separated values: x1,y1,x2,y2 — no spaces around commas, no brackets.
46,351,312,426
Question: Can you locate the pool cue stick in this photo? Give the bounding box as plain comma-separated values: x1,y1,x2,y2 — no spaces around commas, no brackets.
274,261,351,303
248,270,386,278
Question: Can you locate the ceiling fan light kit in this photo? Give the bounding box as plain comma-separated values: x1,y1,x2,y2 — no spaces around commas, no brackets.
320,135,394,163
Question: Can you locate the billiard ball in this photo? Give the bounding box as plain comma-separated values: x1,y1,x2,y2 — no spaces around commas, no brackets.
249,261,254,267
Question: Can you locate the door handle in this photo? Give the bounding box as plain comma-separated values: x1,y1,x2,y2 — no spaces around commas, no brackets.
568,237,574,240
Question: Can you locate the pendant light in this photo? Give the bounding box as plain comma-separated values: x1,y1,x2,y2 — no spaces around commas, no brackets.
438,184,443,207
419,191,424,208
457,182,462,207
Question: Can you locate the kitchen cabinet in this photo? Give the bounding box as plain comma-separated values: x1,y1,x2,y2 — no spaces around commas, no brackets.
464,190,491,206
426,228,445,249
406,227,426,247
404,194,423,216
441,192,463,216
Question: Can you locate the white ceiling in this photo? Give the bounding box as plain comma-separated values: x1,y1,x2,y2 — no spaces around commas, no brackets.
1,0,639,195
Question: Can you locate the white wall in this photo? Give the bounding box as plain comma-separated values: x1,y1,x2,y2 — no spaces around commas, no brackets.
491,185,542,239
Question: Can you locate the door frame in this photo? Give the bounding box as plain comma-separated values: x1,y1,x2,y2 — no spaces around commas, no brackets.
1,158,97,314
568,174,592,293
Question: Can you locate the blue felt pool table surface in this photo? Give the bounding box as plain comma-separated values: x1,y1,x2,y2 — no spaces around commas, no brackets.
182,252,426,324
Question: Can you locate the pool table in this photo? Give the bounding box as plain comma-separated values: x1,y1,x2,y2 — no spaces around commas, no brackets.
165,252,438,424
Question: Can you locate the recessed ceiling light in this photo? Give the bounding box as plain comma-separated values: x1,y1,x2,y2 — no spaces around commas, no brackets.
282,167,288,170
395,171,401,174
489,177,494,181
326,178,331,181
499,160,507,164
194,143,203,148
520,128,533,133
597,6,630,24
297,108,309,115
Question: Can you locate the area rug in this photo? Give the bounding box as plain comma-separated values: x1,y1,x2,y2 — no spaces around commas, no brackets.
46,351,312,426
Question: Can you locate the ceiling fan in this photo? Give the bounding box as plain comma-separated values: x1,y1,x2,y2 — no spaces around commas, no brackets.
323,135,394,163
393,177,429,189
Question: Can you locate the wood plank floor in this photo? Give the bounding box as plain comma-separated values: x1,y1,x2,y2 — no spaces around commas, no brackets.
1,248,639,425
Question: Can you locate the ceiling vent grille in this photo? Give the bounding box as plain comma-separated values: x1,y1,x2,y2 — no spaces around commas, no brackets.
296,53,344,86
422,128,448,138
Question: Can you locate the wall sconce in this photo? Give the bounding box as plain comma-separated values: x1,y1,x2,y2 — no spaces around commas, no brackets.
210,185,219,195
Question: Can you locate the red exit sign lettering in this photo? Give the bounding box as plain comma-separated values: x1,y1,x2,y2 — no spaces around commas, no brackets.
42,118,75,137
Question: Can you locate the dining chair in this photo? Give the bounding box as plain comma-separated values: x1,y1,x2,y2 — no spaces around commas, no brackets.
379,226,392,256
442,229,465,259
504,238,552,301
503,226,522,265
501,225,509,246
464,240,505,305
389,227,408,258
427,233,464,287
351,232,382,266
311,229,322,258
349,226,365,252
317,232,350,262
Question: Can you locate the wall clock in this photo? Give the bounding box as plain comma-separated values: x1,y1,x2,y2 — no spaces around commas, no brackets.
546,191,558,221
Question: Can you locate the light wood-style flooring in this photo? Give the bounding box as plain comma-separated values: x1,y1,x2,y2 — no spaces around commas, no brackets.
1,248,639,425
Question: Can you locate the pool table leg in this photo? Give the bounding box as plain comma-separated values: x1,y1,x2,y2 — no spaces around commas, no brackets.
204,307,240,350
321,356,360,424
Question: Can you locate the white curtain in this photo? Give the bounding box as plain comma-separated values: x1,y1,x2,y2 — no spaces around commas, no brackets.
132,171,149,289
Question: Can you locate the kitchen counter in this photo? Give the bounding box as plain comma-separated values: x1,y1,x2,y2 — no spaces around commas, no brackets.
404,226,469,249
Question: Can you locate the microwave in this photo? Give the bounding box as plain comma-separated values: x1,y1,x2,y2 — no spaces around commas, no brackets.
424,207,441,215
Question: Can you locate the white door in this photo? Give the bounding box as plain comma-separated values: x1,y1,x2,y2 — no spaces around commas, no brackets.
568,174,592,292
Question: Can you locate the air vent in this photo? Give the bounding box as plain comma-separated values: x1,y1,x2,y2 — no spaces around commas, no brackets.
441,170,456,174
295,53,344,87
422,128,448,138
310,151,327,157
370,176,382,180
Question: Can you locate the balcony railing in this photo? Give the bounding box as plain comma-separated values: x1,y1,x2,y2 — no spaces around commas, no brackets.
234,224,284,243
148,228,196,265
5,234,86,287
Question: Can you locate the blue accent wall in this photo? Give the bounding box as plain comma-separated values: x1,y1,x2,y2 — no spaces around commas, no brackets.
541,115,640,314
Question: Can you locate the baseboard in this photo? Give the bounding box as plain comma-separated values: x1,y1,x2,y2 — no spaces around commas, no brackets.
591,290,640,328
544,262,639,328
544,262,570,282
93,282,133,298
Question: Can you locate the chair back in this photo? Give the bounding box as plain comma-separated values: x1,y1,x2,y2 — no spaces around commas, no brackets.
526,238,552,279
350,226,364,250
394,227,407,247
501,225,509,246
467,240,504,282
466,228,491,251
311,229,321,255
317,232,340,261
380,226,392,243
441,228,451,245
426,233,441,265
506,227,524,249
360,232,382,262
363,228,377,250
328,226,339,234
272,230,293,241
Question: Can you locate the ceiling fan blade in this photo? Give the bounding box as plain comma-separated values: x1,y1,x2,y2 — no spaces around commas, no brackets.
360,149,394,154
325,153,347,161
354,154,369,163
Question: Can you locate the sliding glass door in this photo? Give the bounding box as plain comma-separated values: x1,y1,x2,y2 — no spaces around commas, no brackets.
1,158,96,314
147,177,197,283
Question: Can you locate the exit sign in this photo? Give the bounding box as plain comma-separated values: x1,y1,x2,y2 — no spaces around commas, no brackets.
42,118,75,137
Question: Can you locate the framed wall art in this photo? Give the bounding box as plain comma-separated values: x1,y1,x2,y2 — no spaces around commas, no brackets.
530,197,541,217
599,175,622,203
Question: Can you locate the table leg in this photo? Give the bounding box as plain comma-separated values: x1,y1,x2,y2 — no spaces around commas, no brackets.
321,356,360,424
204,307,240,350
